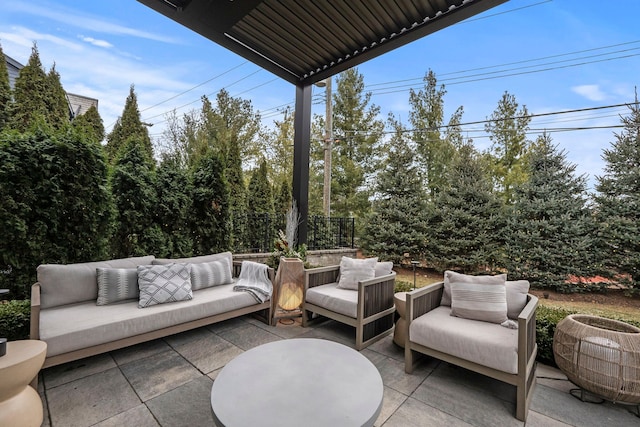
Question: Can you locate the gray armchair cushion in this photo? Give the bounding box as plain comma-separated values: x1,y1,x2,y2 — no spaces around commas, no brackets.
410,306,518,374
336,257,378,290
450,280,508,324
306,283,358,318
441,271,507,307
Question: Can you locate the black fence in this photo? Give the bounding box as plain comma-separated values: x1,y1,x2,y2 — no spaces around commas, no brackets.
237,213,355,253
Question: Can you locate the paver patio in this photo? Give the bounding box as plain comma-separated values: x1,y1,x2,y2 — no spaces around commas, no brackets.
36,316,639,427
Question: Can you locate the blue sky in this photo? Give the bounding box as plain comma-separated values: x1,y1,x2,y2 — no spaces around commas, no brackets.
2,0,639,189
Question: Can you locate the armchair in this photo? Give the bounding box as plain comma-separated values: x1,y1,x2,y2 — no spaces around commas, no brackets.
405,281,538,421
302,264,396,350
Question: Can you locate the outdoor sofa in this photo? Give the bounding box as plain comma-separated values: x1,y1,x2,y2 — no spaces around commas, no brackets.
404,272,538,421
30,252,272,368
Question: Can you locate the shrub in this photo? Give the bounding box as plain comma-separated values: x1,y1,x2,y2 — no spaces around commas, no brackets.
0,300,31,341
394,280,414,293
535,305,576,366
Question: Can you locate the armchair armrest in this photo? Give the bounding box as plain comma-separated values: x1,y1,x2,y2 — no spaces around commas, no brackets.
406,281,444,322
517,294,539,374
30,283,41,340
304,265,340,291
358,272,396,319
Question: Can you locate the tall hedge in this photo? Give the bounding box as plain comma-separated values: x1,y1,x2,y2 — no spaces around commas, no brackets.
191,151,230,254
0,130,112,297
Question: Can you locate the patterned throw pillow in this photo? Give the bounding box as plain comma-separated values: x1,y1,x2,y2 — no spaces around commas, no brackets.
96,268,139,305
336,257,378,290
137,263,193,308
449,280,508,324
189,258,233,290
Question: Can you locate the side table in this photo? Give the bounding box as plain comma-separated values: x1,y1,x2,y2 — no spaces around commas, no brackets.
393,292,408,347
0,340,47,427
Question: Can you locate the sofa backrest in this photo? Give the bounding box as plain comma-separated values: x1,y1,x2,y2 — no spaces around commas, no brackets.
153,252,233,268
37,256,155,309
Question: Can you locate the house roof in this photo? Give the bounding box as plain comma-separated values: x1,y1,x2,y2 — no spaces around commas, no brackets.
66,93,99,118
137,0,508,86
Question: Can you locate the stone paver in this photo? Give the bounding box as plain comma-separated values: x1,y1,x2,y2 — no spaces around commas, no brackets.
92,404,159,427
46,367,140,427
146,376,214,427
38,317,640,427
165,328,244,374
43,352,116,388
120,350,201,401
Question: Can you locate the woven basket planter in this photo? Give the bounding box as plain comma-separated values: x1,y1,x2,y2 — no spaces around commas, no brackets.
553,314,640,404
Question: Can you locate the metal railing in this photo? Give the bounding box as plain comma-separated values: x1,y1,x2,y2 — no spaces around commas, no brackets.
236,213,355,253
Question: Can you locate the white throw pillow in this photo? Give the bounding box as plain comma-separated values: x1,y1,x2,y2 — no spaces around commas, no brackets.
441,271,507,306
137,263,193,308
336,257,378,290
450,280,508,324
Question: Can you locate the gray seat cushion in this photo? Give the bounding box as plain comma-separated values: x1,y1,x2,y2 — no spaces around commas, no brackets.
305,283,358,318
39,284,257,357
409,306,519,374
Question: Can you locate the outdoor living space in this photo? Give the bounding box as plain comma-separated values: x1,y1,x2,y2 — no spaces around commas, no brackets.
36,315,639,427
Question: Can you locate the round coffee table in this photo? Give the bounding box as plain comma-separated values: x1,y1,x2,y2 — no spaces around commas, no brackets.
210,338,383,427
0,340,47,427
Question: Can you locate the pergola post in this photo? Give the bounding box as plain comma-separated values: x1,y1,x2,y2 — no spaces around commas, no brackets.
292,83,312,246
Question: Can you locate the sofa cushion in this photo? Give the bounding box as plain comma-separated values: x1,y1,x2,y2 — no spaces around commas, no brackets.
306,283,358,318
375,261,394,278
39,284,259,357
440,271,507,307
153,252,232,267
96,268,139,305
189,258,233,290
37,256,155,309
409,306,518,374
450,280,508,324
337,257,378,290
138,264,193,308
506,280,530,320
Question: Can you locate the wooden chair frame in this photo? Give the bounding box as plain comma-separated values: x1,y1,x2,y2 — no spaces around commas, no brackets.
302,265,396,350
404,282,538,421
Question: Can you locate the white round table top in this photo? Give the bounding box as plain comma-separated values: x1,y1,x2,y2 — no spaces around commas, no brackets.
210,338,383,427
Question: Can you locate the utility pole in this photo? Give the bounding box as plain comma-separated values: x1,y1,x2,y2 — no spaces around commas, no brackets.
322,78,332,218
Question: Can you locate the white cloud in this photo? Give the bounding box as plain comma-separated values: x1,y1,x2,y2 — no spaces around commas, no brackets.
572,84,607,102
79,36,113,49
5,2,180,44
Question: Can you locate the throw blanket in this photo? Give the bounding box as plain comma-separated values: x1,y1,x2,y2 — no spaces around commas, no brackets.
233,261,272,303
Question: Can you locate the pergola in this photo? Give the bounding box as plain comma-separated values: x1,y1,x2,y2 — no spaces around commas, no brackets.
138,0,508,244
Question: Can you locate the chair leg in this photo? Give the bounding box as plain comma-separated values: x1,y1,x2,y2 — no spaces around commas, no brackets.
355,323,364,351
405,345,415,374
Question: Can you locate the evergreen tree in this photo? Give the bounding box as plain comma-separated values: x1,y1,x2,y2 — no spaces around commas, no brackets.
226,130,247,251
110,138,163,258
360,115,428,263
155,154,193,257
45,64,70,129
247,158,275,214
505,133,594,290
106,85,153,163
594,98,640,290
10,44,49,132
191,151,231,254
409,70,457,197
72,105,105,145
484,91,532,204
274,177,292,215
0,44,12,131
425,143,504,273
332,68,384,220
246,158,275,251
0,130,113,298
265,107,295,188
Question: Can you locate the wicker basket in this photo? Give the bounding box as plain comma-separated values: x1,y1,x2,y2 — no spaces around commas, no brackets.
553,314,640,404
